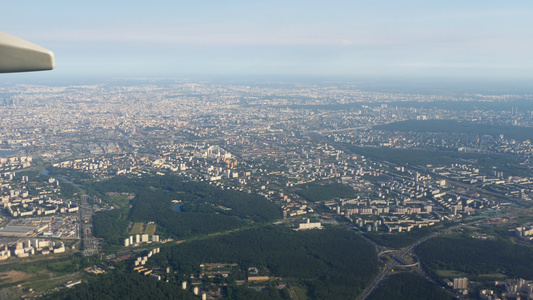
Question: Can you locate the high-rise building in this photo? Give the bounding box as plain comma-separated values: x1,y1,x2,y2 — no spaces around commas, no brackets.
453,277,468,290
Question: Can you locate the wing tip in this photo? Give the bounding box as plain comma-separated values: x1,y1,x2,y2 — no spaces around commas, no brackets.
0,31,55,73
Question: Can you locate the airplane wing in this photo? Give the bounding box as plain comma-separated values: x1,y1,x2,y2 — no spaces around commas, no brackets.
0,31,55,73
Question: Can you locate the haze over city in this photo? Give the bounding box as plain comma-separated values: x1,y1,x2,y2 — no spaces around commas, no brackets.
1,1,533,300
3,1,533,82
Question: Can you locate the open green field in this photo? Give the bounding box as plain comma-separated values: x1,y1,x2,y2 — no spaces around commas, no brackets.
144,223,157,235
25,272,82,292
477,273,507,279
436,269,506,280
105,193,133,209
435,269,467,278
292,285,309,300
128,222,144,235
0,253,96,293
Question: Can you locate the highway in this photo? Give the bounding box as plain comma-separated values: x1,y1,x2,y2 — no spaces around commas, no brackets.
357,216,499,300
310,131,530,299
357,231,438,300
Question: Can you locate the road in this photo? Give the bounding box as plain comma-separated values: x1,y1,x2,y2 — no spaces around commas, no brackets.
357,231,439,300
309,131,530,299
357,217,494,300
79,194,102,256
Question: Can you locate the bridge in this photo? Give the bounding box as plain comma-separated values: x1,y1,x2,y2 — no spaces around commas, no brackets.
396,261,420,268
378,249,420,268
377,249,399,256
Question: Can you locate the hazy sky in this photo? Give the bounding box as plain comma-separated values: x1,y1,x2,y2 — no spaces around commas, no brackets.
2,1,533,81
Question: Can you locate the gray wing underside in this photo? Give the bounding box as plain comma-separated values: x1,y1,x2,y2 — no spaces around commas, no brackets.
0,31,55,73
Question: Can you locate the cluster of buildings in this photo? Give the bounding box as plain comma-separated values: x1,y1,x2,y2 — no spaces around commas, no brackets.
133,248,161,267
444,277,469,295
428,164,532,201
313,165,491,232
0,83,531,227
480,279,533,300
132,248,187,288
295,218,322,230
0,238,66,259
85,265,106,275
7,198,79,218
1,81,533,298
0,156,32,171
124,234,160,247
0,216,79,239
185,263,276,299
1,172,79,218
53,158,110,173
182,273,215,300
515,226,533,239
452,277,469,290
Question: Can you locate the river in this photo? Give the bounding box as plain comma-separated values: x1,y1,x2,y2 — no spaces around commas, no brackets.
0,150,17,157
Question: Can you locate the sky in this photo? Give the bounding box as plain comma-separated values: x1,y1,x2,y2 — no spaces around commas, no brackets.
1,1,533,83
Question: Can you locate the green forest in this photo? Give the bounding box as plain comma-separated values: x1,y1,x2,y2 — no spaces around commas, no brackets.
92,209,130,246
90,175,281,244
416,235,533,280
43,271,199,300
44,227,378,299
43,270,293,300
225,285,291,300
150,226,378,299
368,272,453,300
374,119,533,141
349,146,527,176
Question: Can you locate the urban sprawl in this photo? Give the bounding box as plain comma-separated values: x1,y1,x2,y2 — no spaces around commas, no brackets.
1,81,533,299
